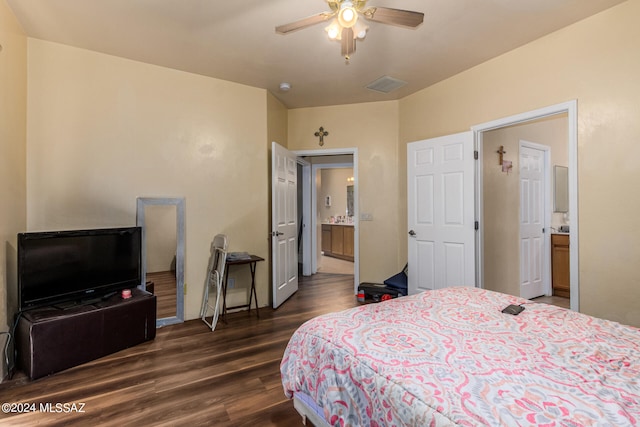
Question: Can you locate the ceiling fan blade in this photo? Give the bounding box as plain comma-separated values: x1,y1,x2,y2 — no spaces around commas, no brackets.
363,7,424,28
341,27,356,58
276,12,333,34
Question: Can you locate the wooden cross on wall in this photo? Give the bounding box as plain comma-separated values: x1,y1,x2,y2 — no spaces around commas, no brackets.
314,127,329,146
497,145,506,165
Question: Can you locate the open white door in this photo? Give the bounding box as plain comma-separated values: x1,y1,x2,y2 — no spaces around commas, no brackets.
519,143,548,299
407,132,475,294
271,142,299,308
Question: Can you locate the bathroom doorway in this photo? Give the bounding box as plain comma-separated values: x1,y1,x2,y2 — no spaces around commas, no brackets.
295,148,359,292
316,166,354,275
474,101,577,311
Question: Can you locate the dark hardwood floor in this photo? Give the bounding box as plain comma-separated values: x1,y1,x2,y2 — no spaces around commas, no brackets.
531,294,570,309
0,272,357,426
147,270,178,319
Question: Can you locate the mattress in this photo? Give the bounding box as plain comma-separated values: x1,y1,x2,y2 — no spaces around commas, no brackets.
293,392,331,427
280,287,640,426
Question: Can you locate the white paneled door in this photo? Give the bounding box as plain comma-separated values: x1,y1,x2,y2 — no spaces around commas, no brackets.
519,143,547,299
271,142,298,308
407,132,475,295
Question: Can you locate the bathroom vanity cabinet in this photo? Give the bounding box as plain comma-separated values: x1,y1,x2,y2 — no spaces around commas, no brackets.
321,224,354,262
551,233,570,298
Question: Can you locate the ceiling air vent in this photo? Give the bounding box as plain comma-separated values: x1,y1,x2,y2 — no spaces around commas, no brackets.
365,76,407,94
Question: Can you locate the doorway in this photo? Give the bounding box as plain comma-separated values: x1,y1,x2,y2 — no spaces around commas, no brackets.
314,164,354,275
294,160,357,276
474,101,578,311
294,148,360,293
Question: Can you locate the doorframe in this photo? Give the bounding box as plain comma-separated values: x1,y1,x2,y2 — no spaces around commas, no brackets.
298,158,312,277
472,100,579,312
294,148,359,293
519,140,551,298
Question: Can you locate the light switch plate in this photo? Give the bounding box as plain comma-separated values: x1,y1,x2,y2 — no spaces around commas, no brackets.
360,213,373,221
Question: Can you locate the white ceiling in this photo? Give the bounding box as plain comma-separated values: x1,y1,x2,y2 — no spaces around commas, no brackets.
6,0,626,109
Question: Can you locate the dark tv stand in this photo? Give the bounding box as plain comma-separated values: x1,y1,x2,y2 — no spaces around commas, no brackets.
53,292,114,310
16,288,156,380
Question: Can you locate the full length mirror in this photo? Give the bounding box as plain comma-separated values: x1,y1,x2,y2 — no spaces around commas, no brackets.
554,166,569,213
136,197,185,327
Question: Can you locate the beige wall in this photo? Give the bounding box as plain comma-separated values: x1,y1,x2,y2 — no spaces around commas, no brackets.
0,0,27,380
267,92,288,149
483,115,568,297
25,39,269,321
399,0,640,326
288,101,401,282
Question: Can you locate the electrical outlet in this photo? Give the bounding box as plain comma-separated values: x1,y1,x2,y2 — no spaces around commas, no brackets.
228,278,235,289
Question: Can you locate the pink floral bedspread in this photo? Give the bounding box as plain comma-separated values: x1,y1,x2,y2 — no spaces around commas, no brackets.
280,287,640,426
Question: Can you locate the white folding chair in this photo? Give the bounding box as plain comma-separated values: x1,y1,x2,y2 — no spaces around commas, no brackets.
200,234,228,331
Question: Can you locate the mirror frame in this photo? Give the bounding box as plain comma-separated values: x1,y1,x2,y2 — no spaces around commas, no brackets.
347,185,354,217
553,165,569,213
136,197,185,327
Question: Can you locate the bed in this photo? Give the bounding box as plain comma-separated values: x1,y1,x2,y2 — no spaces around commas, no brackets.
280,287,640,426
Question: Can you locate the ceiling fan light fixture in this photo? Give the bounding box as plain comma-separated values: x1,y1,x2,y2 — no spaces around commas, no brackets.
276,1,424,60
353,20,368,39
325,19,341,40
338,2,358,28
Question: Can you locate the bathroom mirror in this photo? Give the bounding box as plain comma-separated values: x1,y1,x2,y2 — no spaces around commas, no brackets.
554,166,569,213
347,185,354,217
137,197,185,327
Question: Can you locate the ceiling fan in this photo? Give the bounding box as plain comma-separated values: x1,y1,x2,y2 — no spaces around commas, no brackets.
276,0,424,61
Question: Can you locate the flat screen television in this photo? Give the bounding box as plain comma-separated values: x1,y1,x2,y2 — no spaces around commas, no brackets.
17,227,142,311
